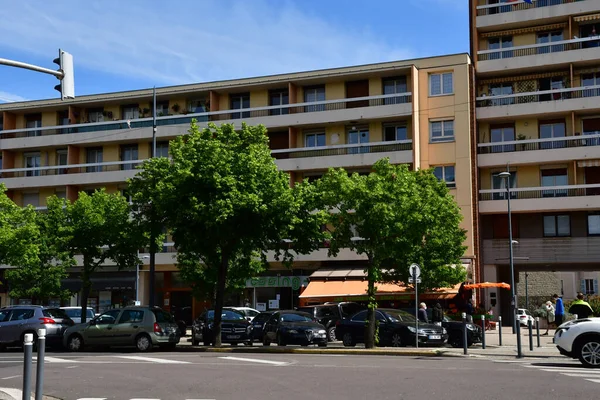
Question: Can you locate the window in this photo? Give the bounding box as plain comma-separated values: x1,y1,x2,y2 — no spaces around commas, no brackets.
87,108,104,123
429,73,453,96
0,154,3,178
58,110,71,134
384,124,408,141
86,147,103,173
351,310,368,322
55,191,66,200
269,90,289,115
489,83,514,106
187,99,209,113
24,152,41,177
25,115,42,137
430,120,454,143
9,309,34,321
543,215,570,237
120,144,139,170
537,31,564,54
56,149,68,175
580,23,600,48
541,168,568,197
96,309,121,325
118,310,144,324
305,132,326,147
582,73,600,98
492,171,517,200
539,77,564,101
156,101,170,116
583,279,598,295
382,76,408,104
304,86,326,112
488,36,513,59
433,166,456,188
230,93,250,119
155,142,169,158
22,192,39,208
587,214,600,235
490,125,515,153
122,105,140,120
347,128,369,154
539,121,566,149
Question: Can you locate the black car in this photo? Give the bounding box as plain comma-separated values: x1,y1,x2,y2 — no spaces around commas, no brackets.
250,311,274,341
402,308,482,348
191,308,252,346
262,310,328,347
336,308,448,347
297,302,364,342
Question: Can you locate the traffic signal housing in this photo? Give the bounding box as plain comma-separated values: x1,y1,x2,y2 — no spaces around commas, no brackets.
53,49,75,100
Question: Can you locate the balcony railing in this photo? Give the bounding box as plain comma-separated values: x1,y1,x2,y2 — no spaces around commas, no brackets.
476,85,600,108
477,36,600,61
0,92,412,140
478,133,600,154
476,0,583,17
479,183,600,201
0,160,140,178
271,140,413,159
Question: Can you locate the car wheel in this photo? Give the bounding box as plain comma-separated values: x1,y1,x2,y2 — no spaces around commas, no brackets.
67,335,84,352
327,327,337,342
262,336,270,346
391,333,403,347
277,333,286,346
578,337,600,368
135,334,152,352
342,332,356,347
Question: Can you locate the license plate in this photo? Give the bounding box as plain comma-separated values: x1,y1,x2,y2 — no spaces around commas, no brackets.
428,335,441,340
227,335,240,339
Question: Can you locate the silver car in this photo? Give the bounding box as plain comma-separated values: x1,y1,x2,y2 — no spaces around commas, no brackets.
60,307,96,324
0,306,74,349
63,306,181,352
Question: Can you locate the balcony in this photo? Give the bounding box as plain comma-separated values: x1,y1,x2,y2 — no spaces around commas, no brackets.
476,85,600,119
478,133,600,166
0,93,413,151
273,140,413,172
479,183,600,213
483,237,600,265
477,36,600,75
476,0,593,30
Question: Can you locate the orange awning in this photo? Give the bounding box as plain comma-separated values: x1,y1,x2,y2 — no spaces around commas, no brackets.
299,281,460,299
463,282,511,290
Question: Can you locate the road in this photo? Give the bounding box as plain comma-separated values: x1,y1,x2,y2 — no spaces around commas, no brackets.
0,349,599,399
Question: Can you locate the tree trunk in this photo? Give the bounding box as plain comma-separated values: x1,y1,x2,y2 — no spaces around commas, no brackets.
212,253,228,347
80,260,92,324
365,268,376,349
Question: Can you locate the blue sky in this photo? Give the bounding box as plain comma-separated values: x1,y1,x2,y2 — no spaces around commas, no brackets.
0,0,468,103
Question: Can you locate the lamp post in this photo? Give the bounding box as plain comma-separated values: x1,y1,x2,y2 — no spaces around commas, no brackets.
499,170,523,358
525,272,529,311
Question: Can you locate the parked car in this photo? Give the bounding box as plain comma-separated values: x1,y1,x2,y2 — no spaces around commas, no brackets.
228,307,260,322
517,308,535,327
0,306,74,349
336,308,447,347
262,310,327,347
250,311,274,341
297,302,364,342
60,307,96,324
63,306,180,352
401,308,482,347
192,308,253,346
554,317,600,368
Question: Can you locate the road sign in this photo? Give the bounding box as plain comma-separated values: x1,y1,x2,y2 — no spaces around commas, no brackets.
408,277,422,284
409,263,421,279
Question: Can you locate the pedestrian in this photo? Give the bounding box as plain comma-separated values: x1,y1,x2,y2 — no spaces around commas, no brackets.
432,303,443,326
569,292,594,319
465,299,474,323
543,300,555,335
418,302,429,323
553,294,564,326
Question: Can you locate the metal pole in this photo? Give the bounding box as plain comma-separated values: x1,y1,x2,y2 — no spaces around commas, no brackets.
536,317,541,348
415,279,418,349
148,86,157,308
136,255,140,303
528,319,533,351
35,329,46,400
525,273,529,311
507,179,516,335
0,58,63,78
481,315,486,349
462,312,468,355
152,86,157,157
498,316,503,346
22,333,33,400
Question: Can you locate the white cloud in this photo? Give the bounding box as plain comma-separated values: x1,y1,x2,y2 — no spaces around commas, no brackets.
0,0,416,86
0,91,27,103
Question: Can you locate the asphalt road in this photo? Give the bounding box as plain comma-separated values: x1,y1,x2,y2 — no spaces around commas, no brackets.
1,350,599,400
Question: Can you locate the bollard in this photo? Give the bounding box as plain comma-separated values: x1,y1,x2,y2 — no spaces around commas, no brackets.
481,315,486,350
535,317,540,348
574,314,578,320
23,333,33,400
498,316,502,346
35,329,46,400
528,319,533,351
462,312,468,355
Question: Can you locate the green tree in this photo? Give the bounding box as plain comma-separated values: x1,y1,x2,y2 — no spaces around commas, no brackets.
315,159,466,348
47,191,143,323
6,204,74,303
128,122,325,346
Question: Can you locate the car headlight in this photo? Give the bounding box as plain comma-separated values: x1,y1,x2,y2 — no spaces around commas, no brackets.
408,326,416,333
288,329,298,334
442,328,447,334
318,330,326,334
466,324,475,331
247,325,253,333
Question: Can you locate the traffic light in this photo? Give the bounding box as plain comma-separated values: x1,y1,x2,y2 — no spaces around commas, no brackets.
53,49,75,100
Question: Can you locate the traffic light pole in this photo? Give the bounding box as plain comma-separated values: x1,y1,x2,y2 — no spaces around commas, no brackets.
148,87,157,307
0,57,63,78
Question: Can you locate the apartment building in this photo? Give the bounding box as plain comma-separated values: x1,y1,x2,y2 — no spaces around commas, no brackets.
471,0,600,319
0,54,476,318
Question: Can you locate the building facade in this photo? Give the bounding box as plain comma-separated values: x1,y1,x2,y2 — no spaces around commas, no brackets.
0,54,476,318
471,0,600,321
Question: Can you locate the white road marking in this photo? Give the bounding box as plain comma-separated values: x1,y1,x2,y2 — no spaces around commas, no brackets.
539,368,600,373
562,373,600,378
1,375,21,380
115,356,190,364
77,398,107,400
586,379,600,384
0,388,25,398
44,356,79,363
66,365,79,369
219,356,288,366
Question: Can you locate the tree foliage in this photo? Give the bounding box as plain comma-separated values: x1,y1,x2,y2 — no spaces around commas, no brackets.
128,122,325,346
315,159,467,348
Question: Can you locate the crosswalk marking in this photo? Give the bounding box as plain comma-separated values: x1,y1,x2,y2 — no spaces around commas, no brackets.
587,379,600,384
115,356,190,364
44,356,79,363
511,360,600,386
219,356,288,366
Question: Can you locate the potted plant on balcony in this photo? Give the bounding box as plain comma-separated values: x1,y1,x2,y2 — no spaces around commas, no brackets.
516,134,527,151
171,103,181,114
143,107,150,117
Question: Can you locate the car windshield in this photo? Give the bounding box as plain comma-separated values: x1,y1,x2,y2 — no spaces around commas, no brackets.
340,303,363,318
63,309,95,319
152,309,175,323
207,310,245,321
384,310,416,323
281,313,313,323
253,313,272,323
43,309,69,319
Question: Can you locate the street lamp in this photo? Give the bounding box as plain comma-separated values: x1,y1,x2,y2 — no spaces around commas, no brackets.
137,253,150,305
499,170,523,358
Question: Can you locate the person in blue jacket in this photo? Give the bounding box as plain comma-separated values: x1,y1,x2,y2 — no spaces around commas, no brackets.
553,294,564,326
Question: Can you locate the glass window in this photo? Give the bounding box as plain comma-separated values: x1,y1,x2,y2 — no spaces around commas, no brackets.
122,105,139,120
430,120,454,143
86,147,103,173
588,214,600,235
489,84,514,106
540,122,566,149
429,73,453,96
280,313,313,322
56,149,68,175
304,86,326,112
544,215,570,237
42,309,69,319
25,116,42,137
0,310,10,322
87,108,104,123
24,152,41,177
384,124,408,141
305,132,326,147
120,144,138,170
206,309,245,321
152,309,175,323
23,193,39,208
230,93,250,119
269,90,289,115
488,36,513,59
96,310,121,324
541,169,568,197
433,166,456,188
118,310,144,324
155,142,169,158
351,310,368,321
9,309,34,321
187,99,209,113
383,77,408,104
156,102,170,116
490,126,515,153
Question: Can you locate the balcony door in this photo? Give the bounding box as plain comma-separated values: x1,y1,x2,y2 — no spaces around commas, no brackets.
580,23,600,48
347,128,369,154
492,171,517,200
536,31,563,54
490,124,515,153
488,36,513,59
582,118,600,146
582,73,600,98
539,121,566,149
539,77,564,101
541,168,568,198
345,80,369,108
585,167,600,196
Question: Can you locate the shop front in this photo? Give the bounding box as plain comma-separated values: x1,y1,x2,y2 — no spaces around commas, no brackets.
62,272,136,313
244,274,310,311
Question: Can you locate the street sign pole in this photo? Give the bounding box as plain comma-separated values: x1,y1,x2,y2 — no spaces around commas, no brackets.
409,263,421,349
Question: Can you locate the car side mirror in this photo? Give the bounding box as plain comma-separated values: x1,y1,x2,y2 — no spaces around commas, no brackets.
89,318,96,325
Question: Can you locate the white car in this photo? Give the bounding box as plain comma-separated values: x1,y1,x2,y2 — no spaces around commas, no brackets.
60,307,96,324
554,317,600,368
517,308,535,327
228,307,260,322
